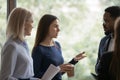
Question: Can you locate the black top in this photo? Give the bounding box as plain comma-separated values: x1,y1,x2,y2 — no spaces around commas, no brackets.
98,51,115,80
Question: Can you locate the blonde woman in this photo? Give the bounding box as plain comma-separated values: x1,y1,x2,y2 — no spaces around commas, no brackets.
0,8,40,80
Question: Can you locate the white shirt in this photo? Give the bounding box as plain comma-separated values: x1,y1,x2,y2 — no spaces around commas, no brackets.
0,38,39,80
108,37,114,52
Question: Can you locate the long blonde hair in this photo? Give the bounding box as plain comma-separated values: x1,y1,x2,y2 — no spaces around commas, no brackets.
6,7,32,41
109,17,120,80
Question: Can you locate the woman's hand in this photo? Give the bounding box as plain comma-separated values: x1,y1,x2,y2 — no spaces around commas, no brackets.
74,52,86,61
59,63,74,73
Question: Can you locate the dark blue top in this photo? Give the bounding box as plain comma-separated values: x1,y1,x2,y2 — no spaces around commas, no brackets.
32,41,64,80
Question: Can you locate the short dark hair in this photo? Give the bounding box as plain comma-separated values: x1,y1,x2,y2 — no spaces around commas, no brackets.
105,6,120,19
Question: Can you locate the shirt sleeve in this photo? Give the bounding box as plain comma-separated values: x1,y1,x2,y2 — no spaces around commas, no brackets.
0,43,18,80
95,36,106,74
30,77,40,80
32,47,43,78
68,58,78,65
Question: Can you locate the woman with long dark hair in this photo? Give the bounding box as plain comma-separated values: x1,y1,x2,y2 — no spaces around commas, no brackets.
32,14,86,80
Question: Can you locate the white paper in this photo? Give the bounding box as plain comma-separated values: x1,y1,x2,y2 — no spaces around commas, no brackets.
41,64,60,80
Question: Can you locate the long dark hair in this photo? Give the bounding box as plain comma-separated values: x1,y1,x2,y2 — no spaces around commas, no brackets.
33,14,57,48
109,17,120,80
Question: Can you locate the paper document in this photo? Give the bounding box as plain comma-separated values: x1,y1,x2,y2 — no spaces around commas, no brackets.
41,64,60,80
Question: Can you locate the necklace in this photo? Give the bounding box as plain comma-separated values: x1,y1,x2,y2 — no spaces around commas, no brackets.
40,41,55,47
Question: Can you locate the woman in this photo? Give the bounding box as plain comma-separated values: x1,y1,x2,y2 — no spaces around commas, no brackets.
98,17,120,80
0,7,40,80
32,14,86,80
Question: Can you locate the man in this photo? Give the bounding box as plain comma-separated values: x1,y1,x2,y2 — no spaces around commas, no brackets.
95,6,120,74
